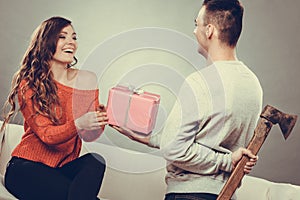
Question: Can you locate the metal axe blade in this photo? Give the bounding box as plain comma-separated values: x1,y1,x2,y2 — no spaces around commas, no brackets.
280,114,297,139
261,105,297,140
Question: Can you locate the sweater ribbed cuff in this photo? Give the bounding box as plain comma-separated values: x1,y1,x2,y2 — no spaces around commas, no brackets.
148,132,161,149
219,153,233,173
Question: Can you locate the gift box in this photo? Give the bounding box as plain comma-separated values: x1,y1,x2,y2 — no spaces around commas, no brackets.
106,85,160,135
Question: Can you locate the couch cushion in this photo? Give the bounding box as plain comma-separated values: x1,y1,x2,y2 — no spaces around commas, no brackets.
83,142,167,200
236,175,270,199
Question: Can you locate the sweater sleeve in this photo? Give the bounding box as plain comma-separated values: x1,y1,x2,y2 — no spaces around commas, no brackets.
150,73,233,174
19,85,78,146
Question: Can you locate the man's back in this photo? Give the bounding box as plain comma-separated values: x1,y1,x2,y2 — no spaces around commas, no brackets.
160,61,262,197
196,61,263,152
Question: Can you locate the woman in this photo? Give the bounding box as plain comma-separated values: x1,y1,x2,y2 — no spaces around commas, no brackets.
0,16,108,200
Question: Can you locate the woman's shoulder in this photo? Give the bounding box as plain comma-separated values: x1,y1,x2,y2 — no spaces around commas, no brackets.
19,79,30,93
73,69,98,90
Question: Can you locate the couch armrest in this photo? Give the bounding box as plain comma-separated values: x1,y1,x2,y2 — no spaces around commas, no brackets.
0,121,24,175
236,175,300,200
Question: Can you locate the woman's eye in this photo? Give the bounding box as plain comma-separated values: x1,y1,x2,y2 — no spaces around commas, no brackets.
58,35,77,41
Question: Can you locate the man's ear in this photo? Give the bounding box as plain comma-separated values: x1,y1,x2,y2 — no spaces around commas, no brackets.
205,24,214,39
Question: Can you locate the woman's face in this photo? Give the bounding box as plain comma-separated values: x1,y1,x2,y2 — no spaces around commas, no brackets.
52,25,78,66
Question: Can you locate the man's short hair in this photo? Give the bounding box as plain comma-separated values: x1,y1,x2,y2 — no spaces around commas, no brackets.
202,0,244,47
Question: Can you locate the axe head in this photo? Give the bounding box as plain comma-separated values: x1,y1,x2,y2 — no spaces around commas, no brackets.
261,105,298,140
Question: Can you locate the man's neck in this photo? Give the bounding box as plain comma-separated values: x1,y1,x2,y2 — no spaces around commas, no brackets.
206,43,238,65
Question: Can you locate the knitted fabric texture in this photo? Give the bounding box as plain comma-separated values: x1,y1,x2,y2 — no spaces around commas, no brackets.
12,80,101,168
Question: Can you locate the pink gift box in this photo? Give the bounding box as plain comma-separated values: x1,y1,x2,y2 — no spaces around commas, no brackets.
106,85,160,135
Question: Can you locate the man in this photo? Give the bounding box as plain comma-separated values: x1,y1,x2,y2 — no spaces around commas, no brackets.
113,0,262,199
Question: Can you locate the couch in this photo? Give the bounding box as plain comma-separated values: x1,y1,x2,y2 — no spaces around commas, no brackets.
1,121,300,200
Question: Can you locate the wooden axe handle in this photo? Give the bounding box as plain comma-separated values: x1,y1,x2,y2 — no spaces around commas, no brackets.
217,118,273,200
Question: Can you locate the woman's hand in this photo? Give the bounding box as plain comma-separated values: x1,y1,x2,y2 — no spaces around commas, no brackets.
75,105,108,131
111,125,150,145
231,147,258,174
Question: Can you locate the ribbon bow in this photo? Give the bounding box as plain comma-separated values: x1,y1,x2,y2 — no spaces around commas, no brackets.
119,84,145,95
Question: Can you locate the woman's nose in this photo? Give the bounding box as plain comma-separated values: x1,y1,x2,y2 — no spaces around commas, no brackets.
66,37,76,45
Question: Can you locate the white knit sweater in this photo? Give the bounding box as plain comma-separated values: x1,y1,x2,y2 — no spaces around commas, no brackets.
149,61,263,198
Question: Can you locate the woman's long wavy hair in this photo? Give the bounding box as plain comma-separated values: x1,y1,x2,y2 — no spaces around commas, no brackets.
1,16,77,132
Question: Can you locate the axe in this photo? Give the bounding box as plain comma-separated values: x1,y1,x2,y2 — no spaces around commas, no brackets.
217,105,298,200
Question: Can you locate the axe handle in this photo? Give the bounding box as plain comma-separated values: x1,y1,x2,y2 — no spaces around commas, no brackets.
217,118,273,200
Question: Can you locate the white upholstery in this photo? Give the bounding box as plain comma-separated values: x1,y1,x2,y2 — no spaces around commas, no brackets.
0,122,24,176
1,121,300,200
0,175,16,200
0,121,167,200
0,121,21,200
236,175,300,200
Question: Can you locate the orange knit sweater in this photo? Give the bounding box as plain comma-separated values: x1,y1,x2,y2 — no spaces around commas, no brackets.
12,80,102,168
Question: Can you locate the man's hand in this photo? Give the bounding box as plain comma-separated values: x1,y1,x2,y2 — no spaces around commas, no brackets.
231,148,258,174
111,125,150,145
